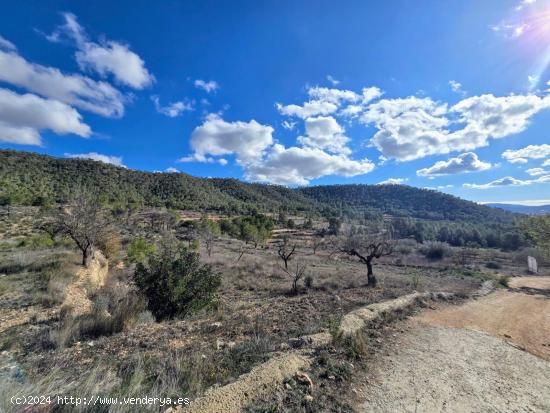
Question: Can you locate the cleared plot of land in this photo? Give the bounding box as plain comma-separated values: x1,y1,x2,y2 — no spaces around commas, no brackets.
362,277,550,412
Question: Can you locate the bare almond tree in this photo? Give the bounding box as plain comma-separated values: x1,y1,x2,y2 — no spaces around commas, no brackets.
338,232,394,287
277,236,296,269
282,262,307,295
48,192,110,266
311,237,325,255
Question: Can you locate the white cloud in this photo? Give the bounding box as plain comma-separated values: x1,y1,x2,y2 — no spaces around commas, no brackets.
282,120,296,130
449,80,466,95
0,88,90,145
65,152,124,167
194,79,219,93
364,94,550,161
417,152,492,177
183,114,273,164
326,75,340,85
151,95,193,117
528,74,540,91
526,167,549,176
0,35,16,51
182,112,374,185
165,167,179,173
361,87,383,104
0,49,125,117
543,159,550,166
502,144,550,163
378,178,407,185
516,0,536,11
464,174,550,189
276,100,338,118
244,144,374,186
491,22,529,39
340,104,363,117
308,86,360,104
362,96,449,161
277,85,381,121
298,116,350,155
49,13,153,89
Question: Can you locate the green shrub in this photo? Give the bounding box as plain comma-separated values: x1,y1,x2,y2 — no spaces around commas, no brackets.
126,237,156,264
133,242,221,320
497,275,510,288
421,241,451,260
485,261,501,269
19,233,54,249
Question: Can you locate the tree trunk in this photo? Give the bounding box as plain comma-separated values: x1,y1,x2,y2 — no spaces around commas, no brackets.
82,247,91,267
366,258,376,287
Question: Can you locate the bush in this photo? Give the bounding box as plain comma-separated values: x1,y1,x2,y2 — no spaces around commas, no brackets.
97,232,121,260
513,247,547,266
485,261,501,269
395,238,417,255
133,242,221,320
19,233,54,249
497,275,510,288
421,241,451,260
126,237,156,264
304,275,313,289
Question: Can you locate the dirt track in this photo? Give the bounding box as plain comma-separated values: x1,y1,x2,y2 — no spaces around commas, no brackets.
362,277,550,412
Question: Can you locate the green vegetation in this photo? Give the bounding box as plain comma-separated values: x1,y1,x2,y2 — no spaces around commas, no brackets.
133,241,221,320
126,237,156,264
420,241,452,261
520,215,550,258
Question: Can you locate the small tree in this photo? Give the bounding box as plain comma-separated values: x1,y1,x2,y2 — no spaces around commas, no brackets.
520,215,550,259
198,218,221,257
126,237,156,264
46,192,110,266
311,237,325,255
277,236,296,269
338,232,394,287
282,262,307,295
133,241,221,320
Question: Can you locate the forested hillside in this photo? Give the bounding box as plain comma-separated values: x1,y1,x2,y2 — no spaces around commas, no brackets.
0,150,517,229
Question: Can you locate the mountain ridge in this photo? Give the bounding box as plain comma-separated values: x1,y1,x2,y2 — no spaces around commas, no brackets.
0,150,517,225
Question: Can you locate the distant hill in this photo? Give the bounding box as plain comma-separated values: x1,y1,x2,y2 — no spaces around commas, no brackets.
486,203,550,215
0,150,516,227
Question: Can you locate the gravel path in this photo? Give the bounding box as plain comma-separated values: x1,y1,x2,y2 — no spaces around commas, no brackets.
362,277,550,412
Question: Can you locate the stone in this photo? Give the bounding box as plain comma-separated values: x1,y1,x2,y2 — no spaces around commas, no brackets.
287,338,306,349
295,371,313,387
527,256,538,274
304,395,314,402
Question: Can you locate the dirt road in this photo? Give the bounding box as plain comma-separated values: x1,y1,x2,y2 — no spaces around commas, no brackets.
362,277,550,412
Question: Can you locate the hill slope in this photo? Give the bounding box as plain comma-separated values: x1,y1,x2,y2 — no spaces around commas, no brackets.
487,203,550,215
0,150,516,226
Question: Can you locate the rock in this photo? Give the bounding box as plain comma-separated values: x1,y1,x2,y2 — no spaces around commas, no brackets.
216,339,237,350
328,375,336,380
280,342,291,351
285,382,292,390
295,371,313,387
304,395,314,402
210,322,222,328
288,338,306,349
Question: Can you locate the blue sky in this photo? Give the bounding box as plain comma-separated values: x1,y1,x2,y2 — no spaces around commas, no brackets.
1,0,550,204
